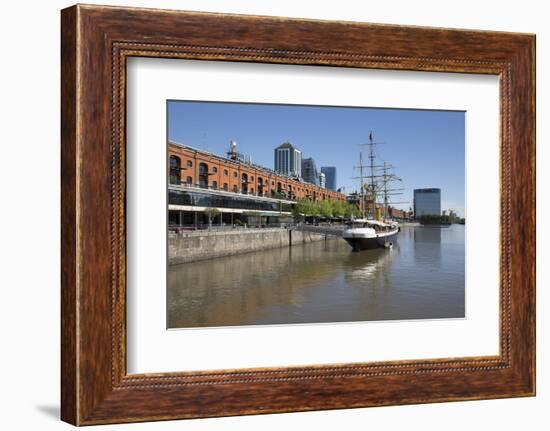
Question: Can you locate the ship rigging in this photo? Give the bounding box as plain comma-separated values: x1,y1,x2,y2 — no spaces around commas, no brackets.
342,131,404,251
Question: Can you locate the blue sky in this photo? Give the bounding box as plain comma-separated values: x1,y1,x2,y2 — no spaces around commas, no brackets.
168,101,465,216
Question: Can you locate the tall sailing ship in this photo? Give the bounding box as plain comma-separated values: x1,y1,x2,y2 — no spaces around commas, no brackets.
342,131,404,251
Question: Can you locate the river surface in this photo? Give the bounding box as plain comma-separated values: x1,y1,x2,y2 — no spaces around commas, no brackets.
167,225,465,329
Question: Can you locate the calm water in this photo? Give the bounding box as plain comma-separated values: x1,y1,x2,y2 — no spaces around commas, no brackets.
167,225,465,328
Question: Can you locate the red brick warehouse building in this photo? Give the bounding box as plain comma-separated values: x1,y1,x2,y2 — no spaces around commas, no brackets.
168,141,346,229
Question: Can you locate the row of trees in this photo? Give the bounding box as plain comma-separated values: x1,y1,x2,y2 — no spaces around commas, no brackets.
202,199,360,227
293,198,360,220
418,214,465,225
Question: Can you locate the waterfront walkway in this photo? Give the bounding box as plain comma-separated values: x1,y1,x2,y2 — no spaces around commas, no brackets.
169,226,336,265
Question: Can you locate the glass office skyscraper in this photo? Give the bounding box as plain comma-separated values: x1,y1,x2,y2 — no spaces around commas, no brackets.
274,142,302,178
319,172,326,189
321,166,337,191
413,188,441,217
301,157,319,185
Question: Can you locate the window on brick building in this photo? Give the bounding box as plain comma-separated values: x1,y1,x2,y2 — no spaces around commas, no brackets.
257,178,264,195
241,173,249,194
199,163,209,189
169,155,181,184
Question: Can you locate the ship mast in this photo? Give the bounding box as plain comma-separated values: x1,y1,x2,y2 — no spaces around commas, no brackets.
353,131,406,221
358,150,364,217
353,148,365,218
368,131,377,196
353,131,383,219
379,161,405,221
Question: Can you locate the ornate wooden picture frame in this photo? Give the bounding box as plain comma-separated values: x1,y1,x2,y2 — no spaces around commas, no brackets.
61,4,535,425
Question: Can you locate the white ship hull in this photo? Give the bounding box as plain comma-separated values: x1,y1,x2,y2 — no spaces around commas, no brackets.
342,226,399,251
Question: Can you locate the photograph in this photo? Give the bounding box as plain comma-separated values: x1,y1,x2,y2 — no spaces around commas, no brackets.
166,101,466,329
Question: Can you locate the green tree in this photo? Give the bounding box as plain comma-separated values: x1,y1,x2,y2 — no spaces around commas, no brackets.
318,200,333,218
310,201,322,218
345,202,360,218
293,198,314,218
203,207,220,228
331,200,346,218
418,214,451,225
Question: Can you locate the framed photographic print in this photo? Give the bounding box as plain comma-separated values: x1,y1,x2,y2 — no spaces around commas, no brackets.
61,4,535,425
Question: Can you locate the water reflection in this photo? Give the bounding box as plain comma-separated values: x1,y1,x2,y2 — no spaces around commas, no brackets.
167,225,465,328
343,247,397,283
414,226,442,269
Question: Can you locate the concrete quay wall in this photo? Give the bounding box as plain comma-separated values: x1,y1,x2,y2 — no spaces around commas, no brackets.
169,228,329,265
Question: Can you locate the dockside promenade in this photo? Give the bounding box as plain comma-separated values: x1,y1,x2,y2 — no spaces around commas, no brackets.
168,226,336,265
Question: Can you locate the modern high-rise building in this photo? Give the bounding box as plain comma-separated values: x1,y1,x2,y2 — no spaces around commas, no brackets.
274,142,302,178
413,188,441,217
321,166,337,191
301,157,319,185
319,171,326,189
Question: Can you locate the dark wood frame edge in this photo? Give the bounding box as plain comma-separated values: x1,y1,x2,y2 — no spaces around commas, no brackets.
61,4,535,426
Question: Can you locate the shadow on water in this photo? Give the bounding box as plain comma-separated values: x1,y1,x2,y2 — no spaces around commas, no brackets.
168,225,465,329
